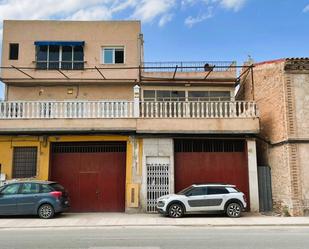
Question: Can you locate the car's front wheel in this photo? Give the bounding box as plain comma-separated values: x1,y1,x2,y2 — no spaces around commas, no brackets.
38,204,55,219
226,202,242,218
168,203,184,218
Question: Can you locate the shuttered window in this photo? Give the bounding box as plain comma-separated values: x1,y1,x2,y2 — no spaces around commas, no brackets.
12,147,37,178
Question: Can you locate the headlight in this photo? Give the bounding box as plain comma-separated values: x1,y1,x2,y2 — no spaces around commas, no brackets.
158,196,169,201
157,200,165,207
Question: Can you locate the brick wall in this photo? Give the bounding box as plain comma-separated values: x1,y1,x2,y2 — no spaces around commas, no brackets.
238,60,287,142
239,59,307,216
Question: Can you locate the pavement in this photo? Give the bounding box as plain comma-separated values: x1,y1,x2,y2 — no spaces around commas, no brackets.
0,212,309,229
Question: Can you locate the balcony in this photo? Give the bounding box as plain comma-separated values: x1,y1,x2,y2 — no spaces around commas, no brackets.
0,100,259,134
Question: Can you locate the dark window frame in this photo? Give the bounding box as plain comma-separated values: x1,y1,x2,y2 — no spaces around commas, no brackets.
9,43,19,60
35,44,84,70
12,147,38,178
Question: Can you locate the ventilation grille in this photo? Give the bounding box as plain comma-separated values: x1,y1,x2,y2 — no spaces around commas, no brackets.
51,142,126,153
175,139,245,153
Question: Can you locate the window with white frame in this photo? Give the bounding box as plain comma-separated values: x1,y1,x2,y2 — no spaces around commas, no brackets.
102,47,124,64
143,90,231,102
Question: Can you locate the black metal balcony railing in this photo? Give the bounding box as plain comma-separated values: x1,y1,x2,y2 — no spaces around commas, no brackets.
142,61,236,72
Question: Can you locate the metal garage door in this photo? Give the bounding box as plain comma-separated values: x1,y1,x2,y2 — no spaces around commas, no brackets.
174,139,250,207
50,142,126,212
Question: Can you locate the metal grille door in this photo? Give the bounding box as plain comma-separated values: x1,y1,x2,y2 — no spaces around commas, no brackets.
147,163,170,213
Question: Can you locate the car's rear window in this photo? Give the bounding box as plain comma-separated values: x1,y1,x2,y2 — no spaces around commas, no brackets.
41,184,53,193
207,187,229,195
49,183,65,192
226,187,239,193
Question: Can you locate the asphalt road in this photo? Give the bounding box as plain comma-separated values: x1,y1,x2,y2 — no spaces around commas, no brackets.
0,226,308,249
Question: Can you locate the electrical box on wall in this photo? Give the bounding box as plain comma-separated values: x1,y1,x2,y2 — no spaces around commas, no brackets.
0,173,6,181
127,183,139,208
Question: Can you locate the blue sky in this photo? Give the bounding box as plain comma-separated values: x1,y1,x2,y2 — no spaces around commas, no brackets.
1,0,309,98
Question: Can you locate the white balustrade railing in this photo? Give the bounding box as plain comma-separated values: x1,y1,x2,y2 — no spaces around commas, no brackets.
140,101,258,118
0,101,134,119
0,100,258,119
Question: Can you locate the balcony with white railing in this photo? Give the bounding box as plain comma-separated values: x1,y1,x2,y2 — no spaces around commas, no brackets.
0,100,259,134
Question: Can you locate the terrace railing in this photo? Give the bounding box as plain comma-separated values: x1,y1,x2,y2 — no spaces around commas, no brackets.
0,101,134,119
142,61,236,72
140,101,258,118
0,100,258,119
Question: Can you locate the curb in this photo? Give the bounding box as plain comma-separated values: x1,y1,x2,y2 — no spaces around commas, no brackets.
0,223,309,229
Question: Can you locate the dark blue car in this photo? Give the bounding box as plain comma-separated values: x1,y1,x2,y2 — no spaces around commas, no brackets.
0,181,70,219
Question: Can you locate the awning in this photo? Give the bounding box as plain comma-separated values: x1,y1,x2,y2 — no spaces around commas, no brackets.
34,41,85,46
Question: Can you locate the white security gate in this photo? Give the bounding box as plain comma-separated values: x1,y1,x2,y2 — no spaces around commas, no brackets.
146,162,170,212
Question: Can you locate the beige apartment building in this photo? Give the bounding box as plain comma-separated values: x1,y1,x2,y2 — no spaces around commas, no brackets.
238,58,309,216
0,20,259,213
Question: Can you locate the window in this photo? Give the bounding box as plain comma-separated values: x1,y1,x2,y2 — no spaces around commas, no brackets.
207,187,229,195
41,184,53,193
35,45,84,70
102,47,124,64
208,91,231,101
143,90,155,101
20,183,40,194
12,147,37,178
9,43,19,60
186,187,206,196
143,90,185,101
226,187,238,193
1,184,20,195
143,90,231,102
188,91,231,101
49,183,65,192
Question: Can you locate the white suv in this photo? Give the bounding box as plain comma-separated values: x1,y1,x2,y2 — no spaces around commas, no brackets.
156,184,247,218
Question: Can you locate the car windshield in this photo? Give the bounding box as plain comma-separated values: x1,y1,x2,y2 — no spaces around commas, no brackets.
177,185,194,195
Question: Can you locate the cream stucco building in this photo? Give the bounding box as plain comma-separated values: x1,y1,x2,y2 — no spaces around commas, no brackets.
0,20,260,213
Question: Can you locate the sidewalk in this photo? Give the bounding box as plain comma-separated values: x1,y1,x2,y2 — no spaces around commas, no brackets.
0,212,309,229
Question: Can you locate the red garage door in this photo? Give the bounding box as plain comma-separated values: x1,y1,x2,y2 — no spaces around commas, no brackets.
50,142,126,212
175,139,250,207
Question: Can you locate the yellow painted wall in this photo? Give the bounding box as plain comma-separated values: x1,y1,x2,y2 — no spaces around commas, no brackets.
0,136,49,180
0,135,137,209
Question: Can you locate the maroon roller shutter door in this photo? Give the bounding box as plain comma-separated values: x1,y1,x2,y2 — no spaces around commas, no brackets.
50,142,126,212
174,139,250,208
